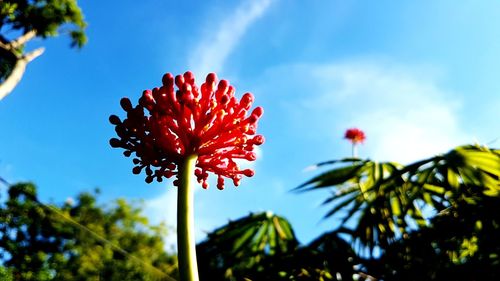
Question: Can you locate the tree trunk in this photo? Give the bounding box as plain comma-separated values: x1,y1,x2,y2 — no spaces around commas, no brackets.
0,47,44,101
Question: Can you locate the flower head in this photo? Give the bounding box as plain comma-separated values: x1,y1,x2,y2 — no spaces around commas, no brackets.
344,128,366,144
109,71,264,190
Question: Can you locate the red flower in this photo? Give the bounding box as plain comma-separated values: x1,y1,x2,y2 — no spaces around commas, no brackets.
109,71,264,190
344,128,366,144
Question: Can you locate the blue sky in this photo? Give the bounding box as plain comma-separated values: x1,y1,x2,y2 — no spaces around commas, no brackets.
1,0,499,247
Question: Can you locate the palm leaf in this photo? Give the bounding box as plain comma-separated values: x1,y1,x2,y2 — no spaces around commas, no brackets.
298,144,500,251
197,211,298,279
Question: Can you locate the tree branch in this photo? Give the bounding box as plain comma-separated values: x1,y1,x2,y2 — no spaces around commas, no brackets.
0,47,44,101
23,47,44,63
10,30,37,50
0,30,37,53
0,39,11,52
356,270,378,280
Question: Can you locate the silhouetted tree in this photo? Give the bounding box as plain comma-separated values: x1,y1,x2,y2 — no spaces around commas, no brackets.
298,144,500,280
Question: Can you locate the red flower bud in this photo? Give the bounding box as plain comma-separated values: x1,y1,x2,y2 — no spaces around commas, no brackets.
120,98,133,112
252,135,265,145
242,169,255,177
132,166,142,174
109,138,122,148
109,115,122,125
251,106,264,118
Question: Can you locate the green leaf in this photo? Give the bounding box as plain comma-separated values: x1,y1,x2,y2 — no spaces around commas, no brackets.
296,160,368,191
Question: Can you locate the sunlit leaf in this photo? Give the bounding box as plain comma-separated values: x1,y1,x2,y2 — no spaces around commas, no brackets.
197,212,299,280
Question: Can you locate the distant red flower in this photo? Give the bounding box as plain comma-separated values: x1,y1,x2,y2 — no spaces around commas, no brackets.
344,128,366,144
109,71,264,190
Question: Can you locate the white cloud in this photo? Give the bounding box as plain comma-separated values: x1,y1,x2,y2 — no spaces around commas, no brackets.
268,60,471,164
144,183,221,250
144,186,178,248
188,0,273,78
144,177,246,250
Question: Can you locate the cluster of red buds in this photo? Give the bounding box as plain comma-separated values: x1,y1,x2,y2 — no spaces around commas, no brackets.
109,71,264,190
344,128,366,144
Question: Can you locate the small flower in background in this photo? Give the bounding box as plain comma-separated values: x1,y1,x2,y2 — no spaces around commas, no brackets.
344,128,365,157
109,71,264,190
344,128,366,144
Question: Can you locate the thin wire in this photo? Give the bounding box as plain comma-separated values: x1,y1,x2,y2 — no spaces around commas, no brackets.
42,202,178,281
0,176,10,186
486,137,499,146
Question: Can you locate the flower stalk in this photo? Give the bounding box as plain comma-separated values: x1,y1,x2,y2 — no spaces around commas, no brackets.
177,154,199,281
109,71,264,281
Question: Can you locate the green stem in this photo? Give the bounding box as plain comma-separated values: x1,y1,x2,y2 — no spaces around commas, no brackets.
177,154,199,281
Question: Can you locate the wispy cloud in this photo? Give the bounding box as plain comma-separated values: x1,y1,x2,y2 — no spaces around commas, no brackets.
146,0,272,248
188,0,273,77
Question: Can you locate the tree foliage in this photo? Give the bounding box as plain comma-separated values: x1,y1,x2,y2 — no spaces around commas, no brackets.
196,144,500,280
0,0,87,47
0,0,87,100
375,194,500,280
197,212,360,281
0,183,177,281
197,211,299,280
297,144,500,280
